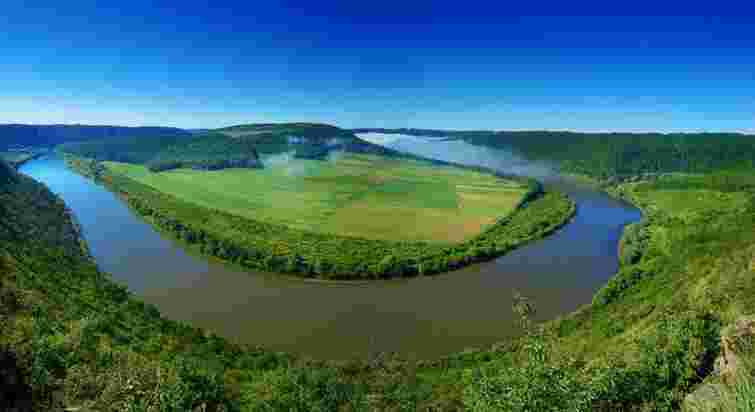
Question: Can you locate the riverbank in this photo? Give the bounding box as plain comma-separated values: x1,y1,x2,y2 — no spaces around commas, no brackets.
22,155,633,360
10,154,753,410
63,154,576,280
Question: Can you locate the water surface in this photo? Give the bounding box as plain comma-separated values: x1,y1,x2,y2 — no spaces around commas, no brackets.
20,137,640,359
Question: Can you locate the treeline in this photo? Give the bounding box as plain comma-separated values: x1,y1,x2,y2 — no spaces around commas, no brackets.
0,124,189,150
58,134,188,164
58,124,401,173
357,128,755,179
65,155,574,280
213,123,399,159
60,132,262,173
145,157,261,172
144,132,262,171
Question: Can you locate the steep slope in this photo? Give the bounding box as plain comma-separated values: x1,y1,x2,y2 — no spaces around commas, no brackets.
0,158,365,411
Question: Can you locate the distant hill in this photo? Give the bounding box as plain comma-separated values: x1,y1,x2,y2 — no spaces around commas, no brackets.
0,124,191,149
355,128,755,178
218,123,393,158
60,133,263,172
59,123,394,172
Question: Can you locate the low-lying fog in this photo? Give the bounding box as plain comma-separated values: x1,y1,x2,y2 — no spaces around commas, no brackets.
356,133,555,180
261,149,347,177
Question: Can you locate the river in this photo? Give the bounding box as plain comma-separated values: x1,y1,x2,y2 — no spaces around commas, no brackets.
19,135,640,359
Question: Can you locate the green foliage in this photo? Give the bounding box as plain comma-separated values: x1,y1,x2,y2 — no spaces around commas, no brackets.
464,307,722,411
59,133,262,173
242,367,367,411
619,219,650,265
5,130,755,410
65,155,574,279
463,336,604,412
360,128,755,178
0,174,290,410
0,124,189,149
58,123,400,174
626,314,721,409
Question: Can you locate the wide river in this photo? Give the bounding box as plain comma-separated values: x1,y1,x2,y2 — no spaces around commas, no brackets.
20,134,640,359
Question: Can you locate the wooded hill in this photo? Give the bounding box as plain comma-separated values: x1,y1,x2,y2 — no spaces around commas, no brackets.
0,124,190,149
58,133,263,172
355,128,755,179
59,123,394,172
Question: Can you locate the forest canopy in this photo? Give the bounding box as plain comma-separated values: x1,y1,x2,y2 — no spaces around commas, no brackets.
356,128,755,179
59,123,396,173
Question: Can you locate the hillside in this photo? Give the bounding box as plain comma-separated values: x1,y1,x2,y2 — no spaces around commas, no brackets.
58,133,262,172
60,123,394,172
356,128,755,179
0,157,325,411
6,124,755,411
4,150,755,410
217,123,396,157
0,124,190,150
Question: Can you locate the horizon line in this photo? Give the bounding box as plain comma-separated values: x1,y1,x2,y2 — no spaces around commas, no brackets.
1,122,753,136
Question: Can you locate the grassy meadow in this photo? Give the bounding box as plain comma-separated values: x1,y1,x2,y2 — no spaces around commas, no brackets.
105,153,527,243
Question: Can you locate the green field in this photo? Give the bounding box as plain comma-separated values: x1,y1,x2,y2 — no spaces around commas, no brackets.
105,153,527,243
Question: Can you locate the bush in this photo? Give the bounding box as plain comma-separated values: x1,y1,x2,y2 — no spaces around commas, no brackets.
242,367,367,412
463,333,611,412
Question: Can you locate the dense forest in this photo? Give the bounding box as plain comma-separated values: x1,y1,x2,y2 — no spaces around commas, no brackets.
64,155,574,280
0,124,190,150
58,133,263,172
357,128,755,179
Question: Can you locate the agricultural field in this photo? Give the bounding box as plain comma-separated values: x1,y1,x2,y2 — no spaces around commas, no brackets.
105,153,527,243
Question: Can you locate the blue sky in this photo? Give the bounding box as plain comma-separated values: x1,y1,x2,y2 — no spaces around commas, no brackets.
1,1,753,132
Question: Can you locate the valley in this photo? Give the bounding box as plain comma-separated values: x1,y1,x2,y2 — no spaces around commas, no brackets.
58,124,575,279
2,123,752,411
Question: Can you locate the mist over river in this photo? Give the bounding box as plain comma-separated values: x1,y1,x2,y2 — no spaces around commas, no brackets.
20,136,639,359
